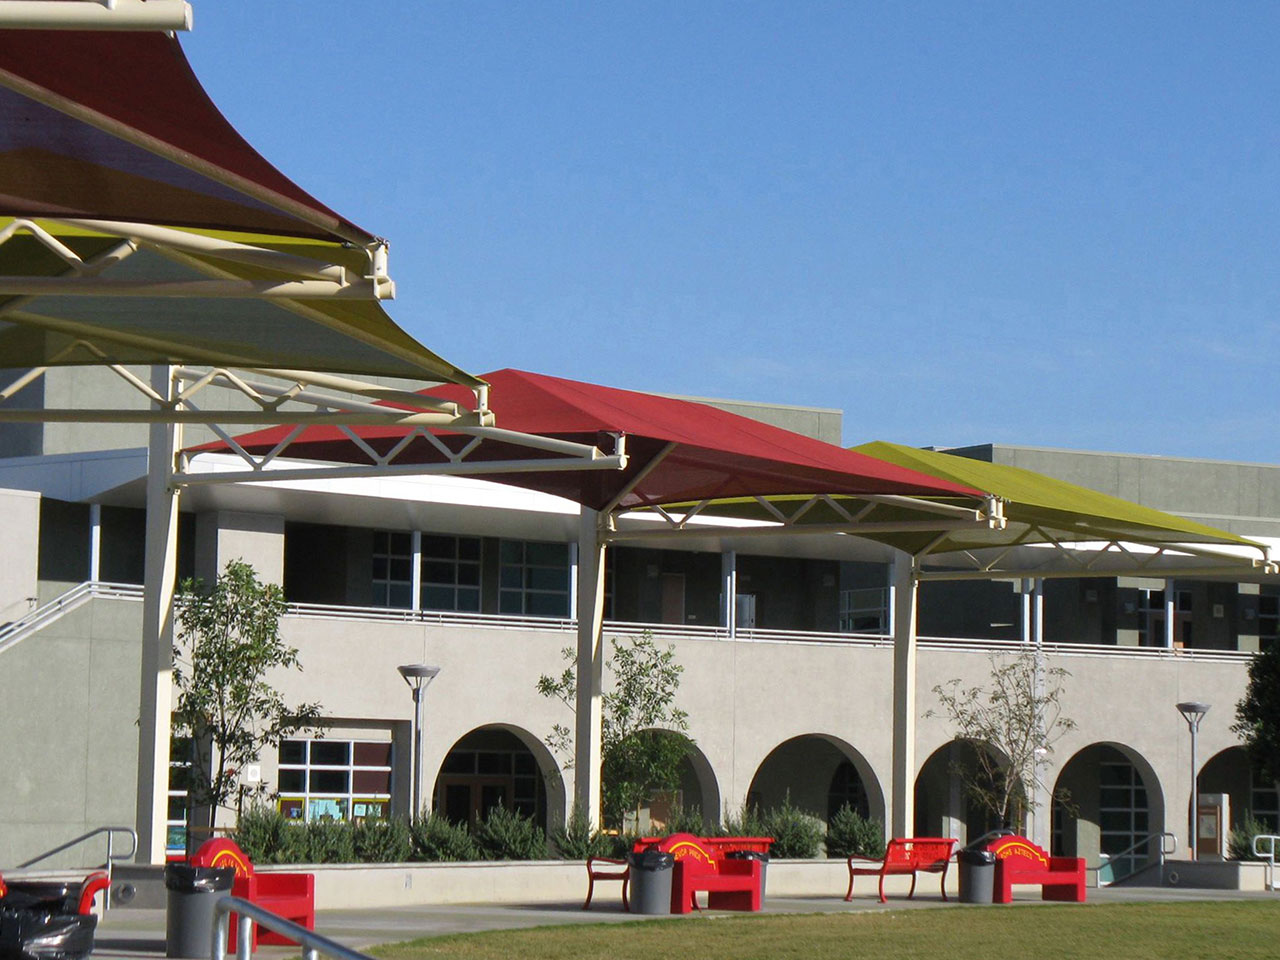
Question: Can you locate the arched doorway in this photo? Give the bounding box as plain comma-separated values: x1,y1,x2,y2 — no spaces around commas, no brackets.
1200,746,1265,850
623,733,721,833
747,735,884,825
432,724,563,832
915,740,1019,844
1052,742,1163,878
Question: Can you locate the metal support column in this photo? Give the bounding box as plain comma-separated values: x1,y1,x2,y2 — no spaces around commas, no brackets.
1030,578,1051,848
891,553,919,838
135,365,181,864
1164,580,1177,648
574,507,606,827
410,530,422,613
88,503,102,582
721,550,737,639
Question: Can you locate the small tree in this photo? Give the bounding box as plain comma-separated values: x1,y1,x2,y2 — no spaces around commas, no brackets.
928,651,1076,830
537,633,692,830
173,560,322,846
1233,641,1280,784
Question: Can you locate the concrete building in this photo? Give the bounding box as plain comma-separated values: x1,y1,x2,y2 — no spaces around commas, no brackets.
0,369,1275,878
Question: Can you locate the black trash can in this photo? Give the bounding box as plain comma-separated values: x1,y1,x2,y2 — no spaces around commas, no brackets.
957,848,996,903
163,864,234,959
626,851,675,915
0,903,97,960
726,850,769,903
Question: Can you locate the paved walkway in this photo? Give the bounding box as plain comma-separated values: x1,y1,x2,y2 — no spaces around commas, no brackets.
92,886,1280,958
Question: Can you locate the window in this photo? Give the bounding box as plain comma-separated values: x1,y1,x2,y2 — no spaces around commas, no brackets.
277,739,393,822
166,735,193,856
372,531,412,608
1259,593,1279,651
1098,759,1148,878
1251,770,1280,833
1136,588,1192,647
420,535,482,612
499,540,569,617
840,587,888,633
437,747,541,824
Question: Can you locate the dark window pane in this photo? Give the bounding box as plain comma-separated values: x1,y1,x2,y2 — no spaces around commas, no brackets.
311,741,350,766
528,592,569,617
422,585,456,610
278,769,306,792
500,540,522,563
390,558,412,581
372,557,388,579
388,583,412,608
526,542,568,565
499,567,522,589
514,753,536,775
477,752,511,774
389,533,411,554
457,564,481,587
354,742,392,767
499,592,523,614
422,561,457,584
422,535,455,559
279,741,306,765
442,753,473,774
458,537,481,561
457,588,481,612
528,567,567,591
167,797,187,820
310,769,349,793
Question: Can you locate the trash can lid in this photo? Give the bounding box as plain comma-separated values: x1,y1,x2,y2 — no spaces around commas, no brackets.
626,851,675,870
163,863,236,892
957,849,998,865
726,850,769,861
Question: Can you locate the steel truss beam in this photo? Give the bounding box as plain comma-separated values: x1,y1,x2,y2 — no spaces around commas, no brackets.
0,0,192,32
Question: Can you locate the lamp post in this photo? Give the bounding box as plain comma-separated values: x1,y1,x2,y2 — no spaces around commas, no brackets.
1176,700,1210,861
398,664,441,818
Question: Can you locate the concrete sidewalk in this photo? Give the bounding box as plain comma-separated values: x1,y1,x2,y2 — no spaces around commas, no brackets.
91,885,1280,959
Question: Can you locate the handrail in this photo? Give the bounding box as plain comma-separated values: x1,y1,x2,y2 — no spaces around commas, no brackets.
1089,831,1176,886
213,897,372,960
15,825,137,911
0,582,142,655
1252,834,1280,891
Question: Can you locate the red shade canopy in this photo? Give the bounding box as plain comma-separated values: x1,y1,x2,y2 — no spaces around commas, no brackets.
0,29,369,243
203,369,986,511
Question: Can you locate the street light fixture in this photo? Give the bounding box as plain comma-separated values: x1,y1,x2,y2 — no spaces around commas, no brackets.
1176,700,1210,861
398,664,441,818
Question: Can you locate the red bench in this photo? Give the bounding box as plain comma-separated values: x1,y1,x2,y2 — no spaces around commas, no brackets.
845,837,957,903
987,835,1085,903
191,838,315,948
636,833,765,914
582,856,629,910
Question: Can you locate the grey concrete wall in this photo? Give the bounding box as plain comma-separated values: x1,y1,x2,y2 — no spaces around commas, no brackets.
195,511,286,585
0,488,39,626
0,596,143,868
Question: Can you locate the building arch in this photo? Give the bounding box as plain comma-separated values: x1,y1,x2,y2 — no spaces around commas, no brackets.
1199,746,1260,843
746,734,885,825
1052,741,1164,876
619,728,721,833
914,739,1018,844
430,723,565,833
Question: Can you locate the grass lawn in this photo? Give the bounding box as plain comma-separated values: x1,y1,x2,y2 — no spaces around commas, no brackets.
370,901,1280,960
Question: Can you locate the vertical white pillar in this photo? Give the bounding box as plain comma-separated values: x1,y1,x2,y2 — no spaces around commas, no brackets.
568,541,579,620
1020,578,1033,643
720,550,737,638
1164,580,1177,648
410,530,422,613
891,553,918,838
135,365,181,864
1030,578,1051,848
574,507,606,827
885,563,896,638
88,502,102,582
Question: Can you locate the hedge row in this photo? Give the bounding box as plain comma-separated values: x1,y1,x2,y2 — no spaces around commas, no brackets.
231,801,884,864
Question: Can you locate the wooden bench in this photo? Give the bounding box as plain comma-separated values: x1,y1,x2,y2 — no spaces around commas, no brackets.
582,856,629,910
987,835,1085,903
845,837,957,903
636,833,765,914
191,838,315,948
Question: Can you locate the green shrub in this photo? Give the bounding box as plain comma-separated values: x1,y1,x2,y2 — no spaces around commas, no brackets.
473,806,547,861
232,803,293,863
760,797,824,859
410,813,479,862
604,832,640,859
298,818,356,863
825,804,884,859
660,805,707,836
1229,812,1273,861
551,804,614,859
352,817,412,863
717,802,765,838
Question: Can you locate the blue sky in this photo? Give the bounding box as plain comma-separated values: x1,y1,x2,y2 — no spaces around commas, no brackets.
184,3,1280,459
